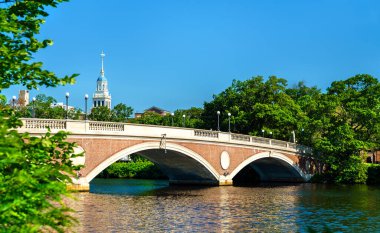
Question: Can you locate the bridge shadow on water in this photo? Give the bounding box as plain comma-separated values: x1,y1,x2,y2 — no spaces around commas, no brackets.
90,177,304,197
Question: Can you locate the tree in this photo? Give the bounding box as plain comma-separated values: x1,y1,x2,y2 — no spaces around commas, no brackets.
88,106,113,121
174,107,204,128
0,0,78,91
202,76,305,139
111,103,133,122
311,74,380,183
0,112,82,232
137,111,165,125
0,0,80,231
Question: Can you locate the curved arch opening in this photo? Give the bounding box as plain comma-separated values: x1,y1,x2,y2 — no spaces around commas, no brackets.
231,152,306,186
87,142,219,186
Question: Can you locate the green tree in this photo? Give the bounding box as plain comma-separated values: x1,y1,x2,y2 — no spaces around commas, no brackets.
138,111,165,125
174,107,204,128
111,103,133,122
0,0,77,91
202,76,304,139
0,112,82,232
88,106,113,121
0,0,80,231
312,74,380,183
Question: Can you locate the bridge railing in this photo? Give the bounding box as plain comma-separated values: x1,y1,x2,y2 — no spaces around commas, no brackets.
24,119,67,130
194,129,219,138
18,118,311,154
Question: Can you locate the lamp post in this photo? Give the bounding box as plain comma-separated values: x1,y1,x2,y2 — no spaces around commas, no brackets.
217,111,220,131
171,112,174,126
269,131,273,138
262,129,265,137
292,130,296,143
228,112,231,132
32,97,36,118
182,114,186,127
65,92,69,119
12,96,16,108
84,94,88,120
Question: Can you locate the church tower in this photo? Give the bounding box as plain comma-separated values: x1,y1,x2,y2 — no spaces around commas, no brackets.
93,51,112,109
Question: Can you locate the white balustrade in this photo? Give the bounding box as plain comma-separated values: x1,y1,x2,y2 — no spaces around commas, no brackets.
194,130,219,138
89,122,124,131
25,119,66,130
271,139,288,148
231,133,251,142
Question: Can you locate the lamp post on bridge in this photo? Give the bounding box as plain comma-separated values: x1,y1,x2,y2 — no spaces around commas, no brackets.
269,131,273,138
228,112,231,132
171,112,174,126
84,94,88,120
217,111,220,131
182,114,186,127
262,129,265,137
65,92,69,119
12,95,16,109
32,97,36,118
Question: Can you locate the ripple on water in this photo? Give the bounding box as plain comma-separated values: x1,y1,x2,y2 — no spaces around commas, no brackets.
70,180,380,232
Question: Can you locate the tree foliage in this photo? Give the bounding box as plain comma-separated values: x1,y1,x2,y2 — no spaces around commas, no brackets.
0,0,78,91
0,110,82,232
112,103,133,122
202,76,305,139
88,103,134,122
0,0,80,231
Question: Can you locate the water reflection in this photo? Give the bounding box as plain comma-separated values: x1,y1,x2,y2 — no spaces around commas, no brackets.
70,179,380,232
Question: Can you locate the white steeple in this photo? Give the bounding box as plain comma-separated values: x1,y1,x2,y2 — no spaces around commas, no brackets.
92,50,112,109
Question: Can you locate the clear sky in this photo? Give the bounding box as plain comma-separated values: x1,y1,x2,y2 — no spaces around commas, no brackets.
3,0,380,113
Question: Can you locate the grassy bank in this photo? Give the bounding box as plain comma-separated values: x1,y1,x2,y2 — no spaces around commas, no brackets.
97,156,166,179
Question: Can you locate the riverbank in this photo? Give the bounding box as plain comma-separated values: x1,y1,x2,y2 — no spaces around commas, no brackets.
96,159,167,179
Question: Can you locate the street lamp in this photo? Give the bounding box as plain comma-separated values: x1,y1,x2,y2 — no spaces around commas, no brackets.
12,96,16,108
65,92,69,119
32,97,36,118
228,112,231,132
171,112,174,126
269,131,273,138
84,94,88,120
261,129,265,137
182,114,186,127
292,130,296,143
217,111,220,131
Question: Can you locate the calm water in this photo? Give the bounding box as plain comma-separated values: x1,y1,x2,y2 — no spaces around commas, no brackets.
71,179,380,232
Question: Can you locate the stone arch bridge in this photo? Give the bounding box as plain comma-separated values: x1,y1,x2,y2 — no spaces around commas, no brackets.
18,119,314,191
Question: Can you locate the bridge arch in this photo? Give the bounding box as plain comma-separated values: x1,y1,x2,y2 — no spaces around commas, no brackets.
84,142,220,185
229,151,309,183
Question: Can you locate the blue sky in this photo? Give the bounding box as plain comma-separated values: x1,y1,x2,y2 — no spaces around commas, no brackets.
3,0,380,113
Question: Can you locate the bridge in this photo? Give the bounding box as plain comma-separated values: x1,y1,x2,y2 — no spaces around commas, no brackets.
18,118,315,191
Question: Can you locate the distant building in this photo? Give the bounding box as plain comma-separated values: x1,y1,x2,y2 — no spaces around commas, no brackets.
92,51,112,109
135,106,170,118
18,90,29,107
367,151,380,164
50,102,75,111
9,90,30,107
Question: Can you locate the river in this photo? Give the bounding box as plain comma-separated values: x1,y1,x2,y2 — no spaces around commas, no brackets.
71,179,380,232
